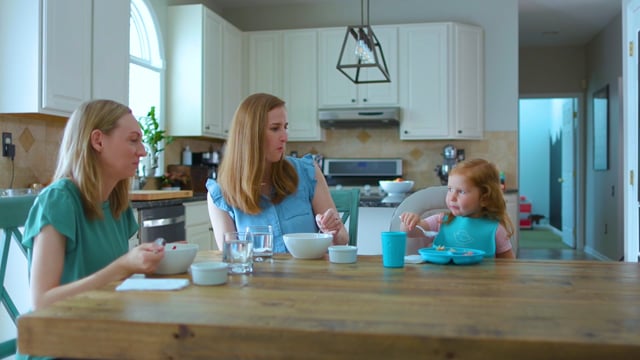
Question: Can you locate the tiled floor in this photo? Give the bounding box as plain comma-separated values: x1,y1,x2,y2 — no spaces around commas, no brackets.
518,247,600,261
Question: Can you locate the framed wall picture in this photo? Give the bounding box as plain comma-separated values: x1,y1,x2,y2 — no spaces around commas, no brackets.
593,85,609,171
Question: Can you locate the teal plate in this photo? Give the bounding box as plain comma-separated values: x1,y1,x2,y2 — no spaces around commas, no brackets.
418,247,485,265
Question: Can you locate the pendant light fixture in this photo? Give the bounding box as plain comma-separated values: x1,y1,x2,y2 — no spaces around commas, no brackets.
337,0,390,84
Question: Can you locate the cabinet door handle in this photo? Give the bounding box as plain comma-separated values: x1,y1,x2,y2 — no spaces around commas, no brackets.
457,130,462,134
363,98,368,102
351,98,356,103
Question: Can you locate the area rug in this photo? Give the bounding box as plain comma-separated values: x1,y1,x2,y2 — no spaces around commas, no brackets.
518,227,570,249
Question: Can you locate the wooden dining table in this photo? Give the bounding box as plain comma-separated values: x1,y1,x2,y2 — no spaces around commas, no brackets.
17,252,640,359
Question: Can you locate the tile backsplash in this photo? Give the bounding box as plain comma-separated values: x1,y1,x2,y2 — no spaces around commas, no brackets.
0,114,66,189
1,114,517,192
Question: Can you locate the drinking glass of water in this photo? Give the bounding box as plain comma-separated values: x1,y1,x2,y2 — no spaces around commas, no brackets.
245,225,273,262
223,232,253,274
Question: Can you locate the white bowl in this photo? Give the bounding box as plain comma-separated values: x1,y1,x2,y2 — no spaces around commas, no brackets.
155,243,199,275
328,245,358,264
379,180,415,195
190,261,228,286
283,233,333,259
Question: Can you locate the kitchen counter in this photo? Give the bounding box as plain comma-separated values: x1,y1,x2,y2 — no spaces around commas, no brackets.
130,192,207,210
17,253,640,359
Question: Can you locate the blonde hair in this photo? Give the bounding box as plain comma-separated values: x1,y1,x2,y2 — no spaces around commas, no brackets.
53,99,132,220
446,158,515,238
218,93,298,214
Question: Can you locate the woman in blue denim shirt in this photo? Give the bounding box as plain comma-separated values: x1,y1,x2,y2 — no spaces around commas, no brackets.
206,93,348,252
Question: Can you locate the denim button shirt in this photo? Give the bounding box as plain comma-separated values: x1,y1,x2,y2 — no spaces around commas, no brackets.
206,155,318,253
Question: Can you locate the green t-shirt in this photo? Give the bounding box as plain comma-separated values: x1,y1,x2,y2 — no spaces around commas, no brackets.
17,178,137,360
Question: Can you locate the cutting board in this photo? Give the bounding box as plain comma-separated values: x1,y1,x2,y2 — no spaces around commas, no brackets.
129,190,193,201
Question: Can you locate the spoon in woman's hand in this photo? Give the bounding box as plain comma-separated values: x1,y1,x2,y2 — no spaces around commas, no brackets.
415,225,438,238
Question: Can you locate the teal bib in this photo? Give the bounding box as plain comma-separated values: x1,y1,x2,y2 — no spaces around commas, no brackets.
434,216,498,257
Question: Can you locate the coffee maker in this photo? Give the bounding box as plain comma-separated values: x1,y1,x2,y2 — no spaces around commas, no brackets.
434,144,464,185
189,149,220,193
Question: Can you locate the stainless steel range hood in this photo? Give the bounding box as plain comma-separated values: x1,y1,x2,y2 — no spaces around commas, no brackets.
318,107,400,129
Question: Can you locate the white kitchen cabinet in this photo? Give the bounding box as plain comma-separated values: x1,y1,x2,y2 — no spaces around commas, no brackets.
222,21,244,136
357,207,396,255
283,30,322,141
166,4,230,138
184,201,216,251
0,0,128,116
318,26,398,108
399,22,484,140
248,29,322,141
248,31,283,97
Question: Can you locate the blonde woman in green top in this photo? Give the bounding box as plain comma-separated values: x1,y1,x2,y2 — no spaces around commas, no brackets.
21,100,165,311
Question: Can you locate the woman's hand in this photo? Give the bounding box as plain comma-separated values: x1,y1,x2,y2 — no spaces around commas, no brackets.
315,208,342,235
117,242,165,275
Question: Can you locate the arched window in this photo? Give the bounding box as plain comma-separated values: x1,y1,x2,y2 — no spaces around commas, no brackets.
130,0,165,176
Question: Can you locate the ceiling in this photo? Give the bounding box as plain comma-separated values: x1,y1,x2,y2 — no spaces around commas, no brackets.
207,0,622,47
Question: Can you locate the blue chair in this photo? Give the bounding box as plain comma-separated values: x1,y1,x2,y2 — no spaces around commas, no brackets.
0,195,36,358
330,189,360,246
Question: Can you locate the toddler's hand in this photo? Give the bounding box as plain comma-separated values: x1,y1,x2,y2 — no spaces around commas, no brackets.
399,212,421,231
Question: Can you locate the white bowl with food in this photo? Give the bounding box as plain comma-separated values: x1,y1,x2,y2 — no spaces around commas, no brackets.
155,243,199,275
328,245,358,264
379,179,415,195
190,261,228,286
283,233,333,259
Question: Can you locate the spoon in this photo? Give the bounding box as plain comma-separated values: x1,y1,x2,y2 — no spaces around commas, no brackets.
415,225,438,238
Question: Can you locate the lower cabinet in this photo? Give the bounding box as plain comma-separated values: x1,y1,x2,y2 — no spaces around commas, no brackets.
184,201,217,251
504,192,520,257
357,207,397,255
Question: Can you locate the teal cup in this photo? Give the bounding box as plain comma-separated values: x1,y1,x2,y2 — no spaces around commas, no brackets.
381,231,407,268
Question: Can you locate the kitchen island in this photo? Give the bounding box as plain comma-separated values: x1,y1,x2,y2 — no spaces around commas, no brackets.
17,253,640,359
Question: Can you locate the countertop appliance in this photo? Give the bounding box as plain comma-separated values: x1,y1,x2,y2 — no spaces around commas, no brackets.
323,158,405,207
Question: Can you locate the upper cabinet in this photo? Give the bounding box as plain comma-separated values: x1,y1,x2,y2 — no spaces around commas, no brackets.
318,26,398,108
222,22,244,136
166,4,242,139
0,0,129,116
248,29,322,141
399,23,484,140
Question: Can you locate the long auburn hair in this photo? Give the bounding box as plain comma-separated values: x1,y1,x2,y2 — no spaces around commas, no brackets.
53,99,132,220
445,158,515,238
217,93,298,214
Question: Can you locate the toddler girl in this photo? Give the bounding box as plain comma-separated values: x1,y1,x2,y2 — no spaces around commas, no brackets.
400,158,515,258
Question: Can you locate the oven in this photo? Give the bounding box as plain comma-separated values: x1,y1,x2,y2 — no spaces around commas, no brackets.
323,158,406,207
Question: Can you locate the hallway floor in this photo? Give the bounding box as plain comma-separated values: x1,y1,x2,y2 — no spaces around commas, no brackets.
518,247,600,260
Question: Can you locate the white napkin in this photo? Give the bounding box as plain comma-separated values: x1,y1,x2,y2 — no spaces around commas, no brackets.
116,278,190,292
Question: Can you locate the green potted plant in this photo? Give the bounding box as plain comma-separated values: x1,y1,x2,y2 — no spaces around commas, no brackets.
139,106,173,177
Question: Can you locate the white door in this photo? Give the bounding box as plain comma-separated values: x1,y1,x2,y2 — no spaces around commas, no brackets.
561,99,576,248
623,0,640,262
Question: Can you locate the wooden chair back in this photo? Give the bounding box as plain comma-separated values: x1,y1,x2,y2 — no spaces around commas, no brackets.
330,189,360,246
0,195,36,358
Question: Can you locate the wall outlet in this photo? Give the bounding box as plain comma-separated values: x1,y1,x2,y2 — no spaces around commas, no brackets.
2,132,13,157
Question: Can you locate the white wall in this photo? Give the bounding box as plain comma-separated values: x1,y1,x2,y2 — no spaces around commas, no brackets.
519,99,551,220
584,14,623,260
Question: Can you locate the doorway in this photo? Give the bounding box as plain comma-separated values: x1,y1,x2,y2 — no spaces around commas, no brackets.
519,97,578,250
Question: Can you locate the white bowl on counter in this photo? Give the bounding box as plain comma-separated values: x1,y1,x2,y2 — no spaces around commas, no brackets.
379,180,415,195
